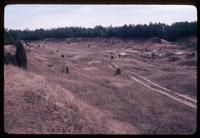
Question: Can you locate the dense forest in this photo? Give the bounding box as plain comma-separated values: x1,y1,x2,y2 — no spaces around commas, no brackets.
4,21,197,44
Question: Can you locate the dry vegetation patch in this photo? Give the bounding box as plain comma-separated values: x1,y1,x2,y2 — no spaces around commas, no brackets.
4,37,196,134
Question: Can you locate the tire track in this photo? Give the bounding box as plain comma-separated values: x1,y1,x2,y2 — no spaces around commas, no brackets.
128,70,197,103
111,62,197,109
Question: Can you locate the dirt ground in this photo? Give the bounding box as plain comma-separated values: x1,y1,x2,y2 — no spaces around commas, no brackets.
4,37,197,134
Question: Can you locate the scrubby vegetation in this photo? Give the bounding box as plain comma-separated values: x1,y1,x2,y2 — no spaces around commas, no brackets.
115,68,121,75
4,21,197,43
4,35,197,134
4,52,16,65
4,28,19,45
4,41,28,69
15,41,27,69
4,28,28,69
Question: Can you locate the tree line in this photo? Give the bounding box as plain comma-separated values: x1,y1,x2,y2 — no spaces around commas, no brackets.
4,21,197,44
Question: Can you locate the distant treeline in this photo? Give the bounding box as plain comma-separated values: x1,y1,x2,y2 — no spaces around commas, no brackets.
4,21,197,44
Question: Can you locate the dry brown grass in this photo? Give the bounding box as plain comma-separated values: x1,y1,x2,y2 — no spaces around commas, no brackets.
4,37,197,134
4,65,139,134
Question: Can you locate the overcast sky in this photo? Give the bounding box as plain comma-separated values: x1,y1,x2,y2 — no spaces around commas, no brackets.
4,5,197,30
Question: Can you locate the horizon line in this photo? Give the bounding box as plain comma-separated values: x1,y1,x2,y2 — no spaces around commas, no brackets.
5,21,197,31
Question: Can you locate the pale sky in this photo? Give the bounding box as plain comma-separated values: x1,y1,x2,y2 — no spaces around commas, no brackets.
4,5,197,30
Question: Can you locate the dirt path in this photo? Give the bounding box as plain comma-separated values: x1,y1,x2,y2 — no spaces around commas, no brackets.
111,62,196,109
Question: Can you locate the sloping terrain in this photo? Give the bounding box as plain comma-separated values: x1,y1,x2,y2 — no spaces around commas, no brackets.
4,37,197,134
4,65,139,134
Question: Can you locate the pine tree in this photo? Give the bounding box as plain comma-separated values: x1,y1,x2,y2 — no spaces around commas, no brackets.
15,41,27,69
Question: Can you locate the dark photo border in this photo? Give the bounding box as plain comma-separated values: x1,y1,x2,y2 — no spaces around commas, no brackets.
0,0,199,137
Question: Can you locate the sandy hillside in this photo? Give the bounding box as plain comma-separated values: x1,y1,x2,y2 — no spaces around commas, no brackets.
4,37,197,134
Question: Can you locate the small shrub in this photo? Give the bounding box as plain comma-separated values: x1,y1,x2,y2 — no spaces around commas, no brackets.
152,53,155,58
115,68,121,75
4,52,16,65
61,54,64,58
15,41,27,69
65,66,69,74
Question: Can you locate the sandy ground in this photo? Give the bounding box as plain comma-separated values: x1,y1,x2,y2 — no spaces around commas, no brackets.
4,37,197,134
